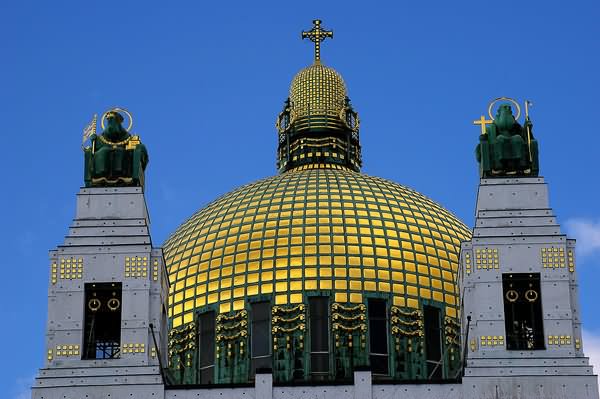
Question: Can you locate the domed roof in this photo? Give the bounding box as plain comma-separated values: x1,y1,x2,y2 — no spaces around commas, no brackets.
163,21,472,384
288,63,348,131
163,167,471,328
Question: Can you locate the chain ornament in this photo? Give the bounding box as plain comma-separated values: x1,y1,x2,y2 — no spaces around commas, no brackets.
271,303,307,373
216,309,247,323
216,330,248,342
272,313,305,324
216,319,247,332
332,312,366,322
331,303,366,312
391,316,422,327
97,134,132,147
444,316,460,347
272,304,305,314
391,326,424,337
272,324,306,334
333,322,367,332
215,309,248,361
390,306,424,338
168,322,197,369
331,301,368,355
391,307,422,318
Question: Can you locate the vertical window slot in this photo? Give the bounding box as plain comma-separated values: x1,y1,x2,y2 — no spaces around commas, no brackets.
199,311,216,383
251,301,272,376
424,305,443,380
309,297,329,380
368,299,389,375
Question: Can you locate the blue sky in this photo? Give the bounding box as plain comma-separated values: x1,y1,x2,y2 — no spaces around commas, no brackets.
1,1,599,396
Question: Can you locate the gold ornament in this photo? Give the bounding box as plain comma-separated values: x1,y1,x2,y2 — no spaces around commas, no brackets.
505,289,519,302
473,115,493,135
88,298,101,312
107,298,121,311
98,134,132,146
525,289,538,302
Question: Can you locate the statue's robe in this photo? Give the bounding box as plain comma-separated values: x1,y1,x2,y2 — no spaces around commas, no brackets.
84,132,148,187
476,119,539,177
489,124,528,169
93,138,128,177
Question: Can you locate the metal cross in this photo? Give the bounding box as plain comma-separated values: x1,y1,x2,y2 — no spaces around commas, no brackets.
302,19,333,63
473,115,493,135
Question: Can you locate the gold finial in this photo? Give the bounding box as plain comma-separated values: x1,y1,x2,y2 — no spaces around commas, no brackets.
473,115,493,135
302,19,333,63
525,100,533,119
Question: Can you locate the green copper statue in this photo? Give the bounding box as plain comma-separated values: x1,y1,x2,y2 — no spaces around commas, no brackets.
83,109,148,187
476,101,539,177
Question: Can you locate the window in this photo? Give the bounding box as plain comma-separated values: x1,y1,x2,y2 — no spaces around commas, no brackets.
251,301,272,375
309,297,329,379
368,299,389,375
503,273,544,350
83,283,122,359
423,305,442,380
199,311,215,383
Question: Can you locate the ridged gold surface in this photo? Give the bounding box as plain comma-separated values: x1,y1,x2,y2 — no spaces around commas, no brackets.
163,169,471,328
289,63,347,129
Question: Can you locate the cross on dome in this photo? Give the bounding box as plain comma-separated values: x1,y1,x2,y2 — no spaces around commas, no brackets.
302,19,333,63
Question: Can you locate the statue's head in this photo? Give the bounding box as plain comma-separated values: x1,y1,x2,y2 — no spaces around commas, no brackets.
496,103,514,119
105,111,124,128
103,111,128,140
494,103,517,131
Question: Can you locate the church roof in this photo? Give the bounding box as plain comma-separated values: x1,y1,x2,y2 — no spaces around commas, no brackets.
161,19,471,383
163,168,470,329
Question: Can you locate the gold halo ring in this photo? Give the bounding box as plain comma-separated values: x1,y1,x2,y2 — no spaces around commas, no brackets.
101,107,133,132
488,97,521,121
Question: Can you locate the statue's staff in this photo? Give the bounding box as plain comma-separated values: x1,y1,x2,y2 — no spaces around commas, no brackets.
81,114,98,154
525,100,533,163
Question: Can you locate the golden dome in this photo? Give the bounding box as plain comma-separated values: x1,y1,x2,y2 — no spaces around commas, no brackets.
289,63,348,131
163,168,471,328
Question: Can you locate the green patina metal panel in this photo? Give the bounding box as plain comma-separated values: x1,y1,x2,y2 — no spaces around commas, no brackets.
166,299,461,384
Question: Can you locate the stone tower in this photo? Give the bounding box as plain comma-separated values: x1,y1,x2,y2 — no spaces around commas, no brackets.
460,175,598,398
32,110,168,399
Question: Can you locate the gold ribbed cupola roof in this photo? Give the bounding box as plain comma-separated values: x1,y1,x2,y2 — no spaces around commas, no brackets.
288,62,348,131
276,20,361,173
163,20,471,338
163,169,471,328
